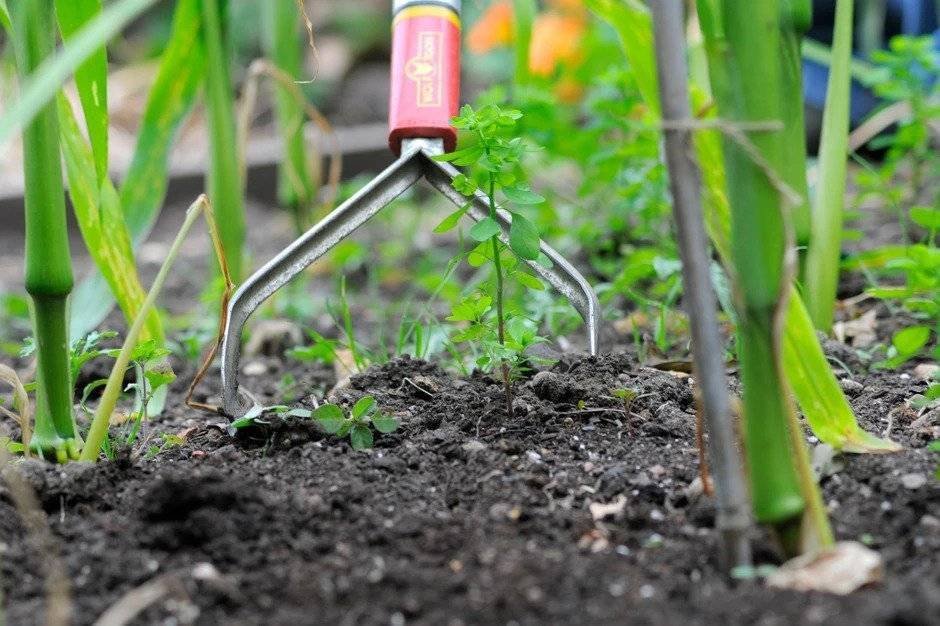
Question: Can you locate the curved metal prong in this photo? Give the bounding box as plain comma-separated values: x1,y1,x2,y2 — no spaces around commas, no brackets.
420,148,601,356
220,147,425,416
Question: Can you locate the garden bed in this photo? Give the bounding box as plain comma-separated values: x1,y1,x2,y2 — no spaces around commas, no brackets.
2,346,937,625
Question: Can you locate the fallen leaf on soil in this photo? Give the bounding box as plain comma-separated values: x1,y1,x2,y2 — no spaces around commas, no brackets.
589,495,627,521
833,309,878,348
766,541,883,595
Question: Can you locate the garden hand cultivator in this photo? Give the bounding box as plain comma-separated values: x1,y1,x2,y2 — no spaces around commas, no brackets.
219,0,600,418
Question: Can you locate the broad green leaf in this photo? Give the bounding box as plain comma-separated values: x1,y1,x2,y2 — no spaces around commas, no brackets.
451,173,477,196
350,425,374,450
514,271,544,291
201,0,245,281
842,246,910,271
313,404,345,433
508,213,540,260
585,0,659,115
892,326,931,356
502,185,544,205
351,396,376,419
72,0,206,338
910,206,940,230
469,217,501,242
434,204,469,234
55,0,108,183
0,0,159,146
120,0,204,237
57,95,163,344
371,413,399,434
781,289,900,452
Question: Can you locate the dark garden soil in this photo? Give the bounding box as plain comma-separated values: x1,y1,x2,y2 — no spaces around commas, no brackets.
1,346,938,625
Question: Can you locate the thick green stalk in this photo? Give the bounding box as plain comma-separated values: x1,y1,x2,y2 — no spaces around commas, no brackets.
10,0,80,461
707,0,805,528
778,0,812,258
805,0,854,331
201,0,245,281
262,0,317,232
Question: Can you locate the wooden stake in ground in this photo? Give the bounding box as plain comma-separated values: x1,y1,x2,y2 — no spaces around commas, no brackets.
649,0,752,571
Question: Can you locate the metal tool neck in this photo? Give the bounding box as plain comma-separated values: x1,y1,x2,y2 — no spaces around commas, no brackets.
401,137,446,157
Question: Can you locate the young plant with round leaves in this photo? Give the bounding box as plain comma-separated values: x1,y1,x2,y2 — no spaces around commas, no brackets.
312,396,399,451
435,103,547,414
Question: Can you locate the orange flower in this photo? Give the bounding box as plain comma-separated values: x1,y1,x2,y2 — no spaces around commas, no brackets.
467,0,514,54
529,12,586,76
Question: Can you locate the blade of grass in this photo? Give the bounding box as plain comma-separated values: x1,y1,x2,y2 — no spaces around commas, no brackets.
57,94,163,344
81,195,217,462
805,0,854,331
201,0,245,282
54,0,108,183
262,0,317,230
0,0,158,147
70,0,206,339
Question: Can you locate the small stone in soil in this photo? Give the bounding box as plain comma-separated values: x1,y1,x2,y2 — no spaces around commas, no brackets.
900,473,927,490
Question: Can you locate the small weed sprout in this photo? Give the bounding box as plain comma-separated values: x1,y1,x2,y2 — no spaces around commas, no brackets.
611,388,638,413
312,396,399,450
435,103,547,414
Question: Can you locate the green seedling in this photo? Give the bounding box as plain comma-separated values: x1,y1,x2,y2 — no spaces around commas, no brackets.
435,103,547,413
611,388,638,413
312,396,399,450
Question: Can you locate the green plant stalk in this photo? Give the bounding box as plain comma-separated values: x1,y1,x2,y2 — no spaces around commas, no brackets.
81,196,210,462
11,0,80,462
805,0,854,331
707,0,806,530
201,0,245,282
778,0,812,259
484,160,512,414
262,0,317,231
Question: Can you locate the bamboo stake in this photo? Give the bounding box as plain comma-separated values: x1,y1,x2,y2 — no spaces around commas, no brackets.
650,0,751,571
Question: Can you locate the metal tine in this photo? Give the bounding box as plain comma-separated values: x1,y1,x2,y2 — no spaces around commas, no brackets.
220,145,425,416
220,137,602,417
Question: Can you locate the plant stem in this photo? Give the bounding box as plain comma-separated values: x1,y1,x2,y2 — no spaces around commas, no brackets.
805,0,854,332
487,173,513,415
11,0,80,462
650,0,752,572
81,196,210,462
201,0,245,282
703,0,834,549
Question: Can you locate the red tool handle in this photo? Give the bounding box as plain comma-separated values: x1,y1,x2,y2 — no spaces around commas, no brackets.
388,0,461,155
